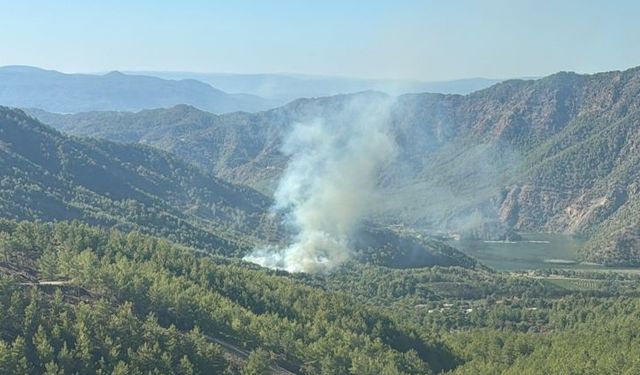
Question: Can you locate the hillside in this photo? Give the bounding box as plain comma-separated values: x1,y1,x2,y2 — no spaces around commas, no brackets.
0,66,276,113
29,66,640,265
1,106,473,269
0,106,275,255
25,104,290,192
2,220,640,374
26,92,399,192
0,220,461,374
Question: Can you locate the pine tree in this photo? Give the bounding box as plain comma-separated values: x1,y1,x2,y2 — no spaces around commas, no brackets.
11,336,30,374
178,355,195,375
242,348,272,375
44,361,64,375
34,325,54,370
38,248,60,280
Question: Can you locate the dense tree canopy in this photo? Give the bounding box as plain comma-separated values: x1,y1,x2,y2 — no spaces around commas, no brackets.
1,220,639,374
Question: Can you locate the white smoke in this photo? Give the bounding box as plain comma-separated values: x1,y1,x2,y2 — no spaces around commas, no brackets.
244,95,396,273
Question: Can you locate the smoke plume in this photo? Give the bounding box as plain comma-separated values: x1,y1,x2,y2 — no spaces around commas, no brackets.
244,95,396,273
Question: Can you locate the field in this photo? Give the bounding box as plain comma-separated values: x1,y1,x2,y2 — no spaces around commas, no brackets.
542,278,605,291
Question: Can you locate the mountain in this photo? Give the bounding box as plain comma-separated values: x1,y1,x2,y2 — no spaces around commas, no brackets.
28,66,640,266
0,65,276,113
0,106,275,255
131,71,503,103
25,104,291,192
1,106,473,269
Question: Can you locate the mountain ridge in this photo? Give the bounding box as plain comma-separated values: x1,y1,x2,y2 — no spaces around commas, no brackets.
0,65,276,114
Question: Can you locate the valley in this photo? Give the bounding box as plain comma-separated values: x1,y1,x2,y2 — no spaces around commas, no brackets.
2,62,640,375
3,2,640,373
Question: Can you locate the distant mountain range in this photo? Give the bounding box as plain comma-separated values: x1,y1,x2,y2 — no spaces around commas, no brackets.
0,65,505,115
27,65,640,266
130,71,504,103
0,65,277,113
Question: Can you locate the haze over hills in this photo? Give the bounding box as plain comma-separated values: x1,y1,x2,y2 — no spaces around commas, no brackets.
0,65,276,114
0,65,503,115
28,66,640,266
130,71,504,103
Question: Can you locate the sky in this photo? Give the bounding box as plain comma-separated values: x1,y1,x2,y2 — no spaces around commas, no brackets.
1,0,639,81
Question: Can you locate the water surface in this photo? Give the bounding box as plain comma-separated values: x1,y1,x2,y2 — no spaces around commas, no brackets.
448,233,596,270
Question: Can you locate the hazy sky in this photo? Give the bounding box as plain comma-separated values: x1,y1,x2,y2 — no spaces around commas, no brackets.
1,0,639,80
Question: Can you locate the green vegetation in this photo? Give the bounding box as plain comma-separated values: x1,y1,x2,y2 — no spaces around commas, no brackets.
1,220,640,374
0,220,460,374
0,285,229,374
0,106,275,257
